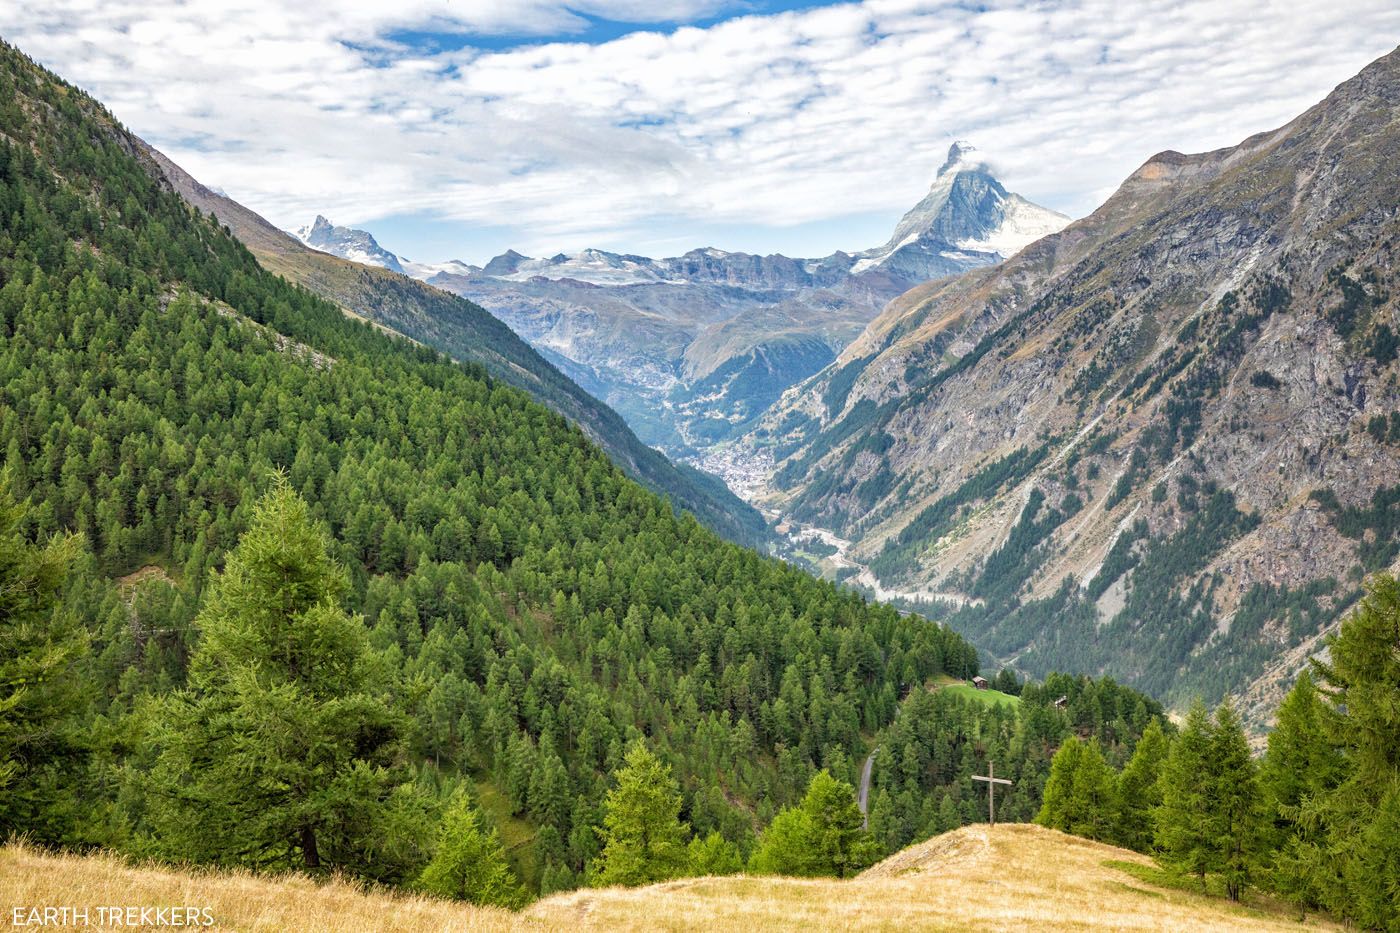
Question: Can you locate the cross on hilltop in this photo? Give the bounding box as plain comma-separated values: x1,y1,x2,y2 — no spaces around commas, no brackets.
972,761,1013,826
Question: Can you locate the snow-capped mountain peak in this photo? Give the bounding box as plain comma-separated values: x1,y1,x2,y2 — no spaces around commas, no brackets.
295,215,405,274
852,143,1069,276
937,140,986,177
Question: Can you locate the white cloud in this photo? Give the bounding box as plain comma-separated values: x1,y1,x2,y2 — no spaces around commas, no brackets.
3,0,1398,260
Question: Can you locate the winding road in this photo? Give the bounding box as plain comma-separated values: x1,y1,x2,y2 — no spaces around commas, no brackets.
858,749,876,828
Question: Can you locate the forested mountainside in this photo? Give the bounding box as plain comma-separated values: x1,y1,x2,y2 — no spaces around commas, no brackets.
750,45,1400,719
135,146,767,548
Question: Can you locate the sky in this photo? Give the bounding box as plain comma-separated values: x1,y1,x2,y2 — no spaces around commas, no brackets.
3,1,1399,264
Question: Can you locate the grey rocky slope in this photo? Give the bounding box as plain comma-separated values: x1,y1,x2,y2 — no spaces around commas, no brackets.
295,147,1066,464
745,45,1400,723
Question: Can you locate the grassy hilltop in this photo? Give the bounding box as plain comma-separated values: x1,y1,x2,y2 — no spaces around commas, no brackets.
2,825,1336,932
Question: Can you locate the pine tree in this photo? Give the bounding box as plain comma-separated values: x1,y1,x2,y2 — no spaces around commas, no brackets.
1113,719,1168,852
1036,736,1084,832
1155,700,1214,888
0,476,87,842
417,792,526,908
748,806,821,876
749,770,879,877
687,830,743,876
1258,672,1346,914
1208,701,1263,902
1306,575,1400,929
1036,737,1115,841
868,787,899,852
145,478,425,881
802,770,882,877
590,740,689,886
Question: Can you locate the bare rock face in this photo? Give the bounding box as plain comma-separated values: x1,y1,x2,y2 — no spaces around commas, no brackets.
748,45,1400,722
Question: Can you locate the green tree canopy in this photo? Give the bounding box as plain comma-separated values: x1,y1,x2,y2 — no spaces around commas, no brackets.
748,805,822,877
750,770,879,878
1036,736,1116,841
1207,701,1263,902
1259,671,1346,913
1305,576,1400,929
1154,699,1215,885
687,830,743,876
590,740,689,887
1113,719,1168,852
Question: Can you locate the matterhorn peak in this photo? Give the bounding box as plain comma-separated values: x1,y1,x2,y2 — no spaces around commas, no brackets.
852,142,1068,274
936,141,989,179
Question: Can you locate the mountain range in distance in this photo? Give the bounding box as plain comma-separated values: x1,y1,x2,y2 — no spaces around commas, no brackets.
295,144,1068,465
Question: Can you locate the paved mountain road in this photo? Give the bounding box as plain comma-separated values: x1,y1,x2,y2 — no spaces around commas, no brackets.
858,749,876,828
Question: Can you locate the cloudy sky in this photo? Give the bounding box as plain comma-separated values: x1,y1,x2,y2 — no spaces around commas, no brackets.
4,1,1399,263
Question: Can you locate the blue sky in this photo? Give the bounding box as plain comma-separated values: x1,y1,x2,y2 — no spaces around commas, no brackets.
394,1,846,52
6,1,1400,264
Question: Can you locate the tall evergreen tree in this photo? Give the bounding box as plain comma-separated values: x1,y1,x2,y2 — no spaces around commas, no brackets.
1155,700,1215,887
748,806,822,877
145,479,426,880
417,792,526,908
801,770,882,878
1207,701,1263,902
590,740,689,886
1258,672,1347,914
0,476,86,842
1037,737,1116,841
1037,736,1085,832
687,831,743,876
750,770,879,877
1113,720,1168,852
1306,575,1400,929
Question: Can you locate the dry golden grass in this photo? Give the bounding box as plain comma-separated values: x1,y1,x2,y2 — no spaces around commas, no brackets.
0,844,521,932
3,825,1340,932
528,824,1338,932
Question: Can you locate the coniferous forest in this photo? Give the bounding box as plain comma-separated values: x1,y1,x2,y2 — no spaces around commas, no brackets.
1,32,1399,933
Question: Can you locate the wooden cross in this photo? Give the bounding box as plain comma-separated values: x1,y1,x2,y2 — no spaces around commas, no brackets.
972,760,1013,826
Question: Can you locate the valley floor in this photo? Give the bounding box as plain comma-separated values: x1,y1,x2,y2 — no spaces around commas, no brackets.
2,825,1335,931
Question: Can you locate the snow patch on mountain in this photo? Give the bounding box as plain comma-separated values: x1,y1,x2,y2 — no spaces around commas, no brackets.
955,194,1070,257
492,248,682,286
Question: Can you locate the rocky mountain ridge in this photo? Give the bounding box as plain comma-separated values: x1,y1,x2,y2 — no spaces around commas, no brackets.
743,46,1400,722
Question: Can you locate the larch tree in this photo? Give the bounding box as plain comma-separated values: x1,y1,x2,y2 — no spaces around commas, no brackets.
1113,719,1168,852
1154,700,1215,888
146,478,426,881
1208,701,1263,902
417,791,526,908
1037,737,1116,841
1307,575,1400,929
1258,671,1346,915
590,740,689,886
687,830,743,876
0,475,86,842
749,770,879,877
